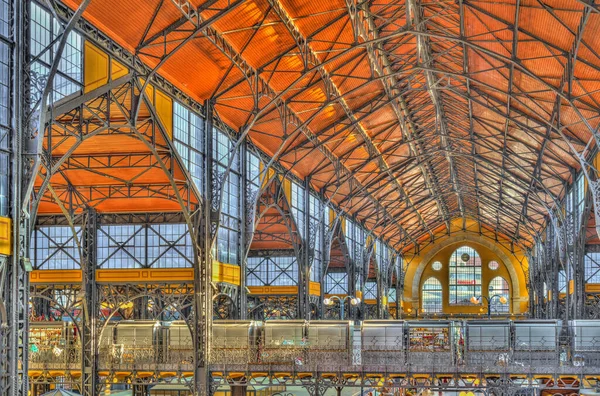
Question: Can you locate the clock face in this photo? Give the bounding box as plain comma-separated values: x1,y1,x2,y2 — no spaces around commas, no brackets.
461,253,470,262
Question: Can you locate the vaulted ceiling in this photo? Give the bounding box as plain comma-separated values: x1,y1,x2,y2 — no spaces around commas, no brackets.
59,0,600,251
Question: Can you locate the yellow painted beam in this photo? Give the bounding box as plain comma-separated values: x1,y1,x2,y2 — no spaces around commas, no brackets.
30,269,82,284
96,268,193,282
30,268,197,283
586,283,600,293
247,285,297,295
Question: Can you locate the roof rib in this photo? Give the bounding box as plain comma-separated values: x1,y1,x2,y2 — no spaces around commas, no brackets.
346,0,452,237
407,0,465,224
167,0,418,246
264,0,433,241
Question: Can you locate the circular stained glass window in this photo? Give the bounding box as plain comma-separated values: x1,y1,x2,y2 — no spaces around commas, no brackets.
461,253,470,262
488,261,499,270
432,261,442,271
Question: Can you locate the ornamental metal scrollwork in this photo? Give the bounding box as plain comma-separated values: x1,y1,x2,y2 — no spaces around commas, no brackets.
584,294,600,319
213,294,236,320
247,296,297,320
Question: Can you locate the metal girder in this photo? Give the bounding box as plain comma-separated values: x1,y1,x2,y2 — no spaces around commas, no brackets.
132,0,246,120
116,0,596,249
22,0,90,230
48,73,133,117
346,0,452,235
29,0,600,268
266,0,433,243
23,18,209,395
80,207,99,396
183,5,420,249
3,1,32,395
34,72,203,219
406,0,465,225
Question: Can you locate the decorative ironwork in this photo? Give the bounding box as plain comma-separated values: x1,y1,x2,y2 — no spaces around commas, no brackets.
247,296,298,321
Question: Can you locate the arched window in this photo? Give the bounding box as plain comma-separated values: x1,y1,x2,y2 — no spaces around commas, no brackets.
422,278,443,313
489,276,510,314
449,246,481,305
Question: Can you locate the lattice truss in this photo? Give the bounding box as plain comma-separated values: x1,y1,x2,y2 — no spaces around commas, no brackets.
35,0,600,256
27,0,600,319
16,0,600,391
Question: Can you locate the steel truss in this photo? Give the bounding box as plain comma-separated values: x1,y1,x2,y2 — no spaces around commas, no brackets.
529,169,592,322
10,1,600,395
20,14,211,392
38,0,586,321
40,0,600,255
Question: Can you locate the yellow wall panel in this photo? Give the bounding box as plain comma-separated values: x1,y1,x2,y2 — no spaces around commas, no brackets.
266,168,275,187
0,217,11,255
309,281,321,296
137,79,172,139
84,41,109,92
155,89,173,139
212,261,241,286
367,235,374,252
281,177,292,202
111,58,128,80
569,279,575,295
139,77,155,105
258,162,275,188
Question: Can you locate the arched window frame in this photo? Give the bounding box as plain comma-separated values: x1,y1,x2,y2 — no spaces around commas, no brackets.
449,246,482,305
421,277,443,313
488,276,510,314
